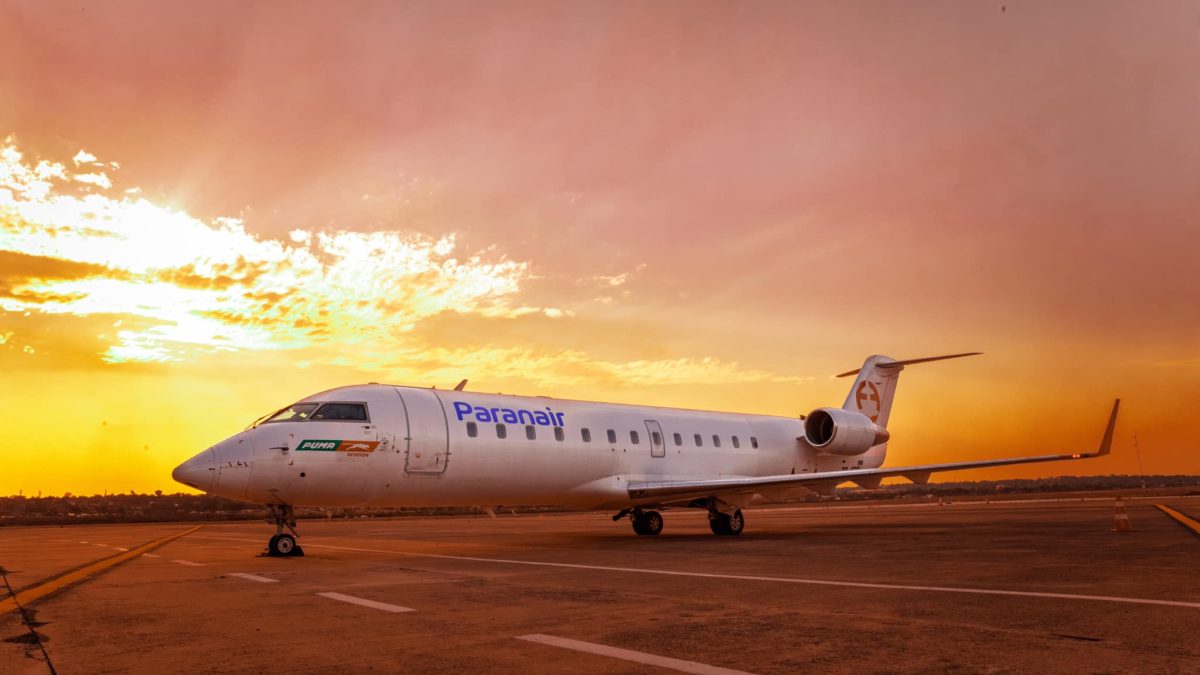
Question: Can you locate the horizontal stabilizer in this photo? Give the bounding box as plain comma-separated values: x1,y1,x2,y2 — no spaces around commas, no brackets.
837,352,982,378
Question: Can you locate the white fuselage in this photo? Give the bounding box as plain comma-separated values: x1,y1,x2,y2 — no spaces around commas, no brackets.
175,384,886,509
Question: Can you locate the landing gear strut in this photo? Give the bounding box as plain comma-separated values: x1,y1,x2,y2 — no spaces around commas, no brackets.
266,503,304,556
630,509,664,536
708,507,744,536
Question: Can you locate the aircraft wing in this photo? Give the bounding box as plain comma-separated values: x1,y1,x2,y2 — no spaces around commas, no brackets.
627,399,1119,502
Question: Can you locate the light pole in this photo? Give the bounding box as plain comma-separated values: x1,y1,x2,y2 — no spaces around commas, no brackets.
1133,434,1146,491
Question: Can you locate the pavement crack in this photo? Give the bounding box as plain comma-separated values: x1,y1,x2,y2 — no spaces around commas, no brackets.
0,566,58,675
1049,633,1104,642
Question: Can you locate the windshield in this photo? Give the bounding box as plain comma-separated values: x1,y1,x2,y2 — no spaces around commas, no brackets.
261,403,320,424
312,402,368,421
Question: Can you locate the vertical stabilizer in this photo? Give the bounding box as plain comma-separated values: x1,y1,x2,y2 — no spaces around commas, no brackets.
841,355,904,428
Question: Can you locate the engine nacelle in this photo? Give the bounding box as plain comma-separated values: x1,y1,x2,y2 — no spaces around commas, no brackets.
804,408,890,456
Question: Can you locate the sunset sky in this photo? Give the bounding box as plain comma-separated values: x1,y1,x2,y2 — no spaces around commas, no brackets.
1,1,1197,496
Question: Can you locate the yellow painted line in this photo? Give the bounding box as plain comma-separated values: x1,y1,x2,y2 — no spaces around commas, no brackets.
1157,504,1200,537
0,525,202,614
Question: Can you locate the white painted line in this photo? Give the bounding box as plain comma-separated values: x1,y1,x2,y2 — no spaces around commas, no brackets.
316,592,414,613
94,543,108,547
114,547,128,551
518,634,753,675
191,534,1200,610
173,559,204,567
142,553,161,558
229,572,278,583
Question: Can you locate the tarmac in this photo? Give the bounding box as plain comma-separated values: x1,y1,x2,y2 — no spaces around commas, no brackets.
2,496,1199,674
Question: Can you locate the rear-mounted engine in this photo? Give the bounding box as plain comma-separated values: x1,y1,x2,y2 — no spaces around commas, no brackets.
803,408,890,456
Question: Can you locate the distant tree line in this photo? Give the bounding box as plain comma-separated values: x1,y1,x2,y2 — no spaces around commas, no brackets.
0,491,566,526
1,475,1197,526
832,474,1200,500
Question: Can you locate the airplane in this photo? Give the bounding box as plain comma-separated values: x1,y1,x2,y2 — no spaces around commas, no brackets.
172,352,1120,556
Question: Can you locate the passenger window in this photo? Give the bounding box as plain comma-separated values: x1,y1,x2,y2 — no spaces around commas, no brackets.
554,427,565,441
751,436,759,449
607,429,617,444
582,428,592,443
732,436,740,448
496,423,507,439
467,422,478,438
630,430,640,444
694,433,703,447
526,425,536,440
713,434,721,448
312,402,368,421
673,432,682,446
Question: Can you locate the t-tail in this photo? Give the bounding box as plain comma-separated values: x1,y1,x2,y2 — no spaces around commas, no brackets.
837,352,982,427
803,352,982,465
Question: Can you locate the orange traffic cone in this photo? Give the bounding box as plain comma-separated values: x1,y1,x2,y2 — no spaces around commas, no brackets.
1112,498,1133,532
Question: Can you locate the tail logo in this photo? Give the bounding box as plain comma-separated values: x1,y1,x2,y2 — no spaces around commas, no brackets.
855,381,881,422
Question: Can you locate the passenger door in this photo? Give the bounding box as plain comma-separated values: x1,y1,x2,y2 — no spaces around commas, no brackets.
645,420,666,458
398,389,450,474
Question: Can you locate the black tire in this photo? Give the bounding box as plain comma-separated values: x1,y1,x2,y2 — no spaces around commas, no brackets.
631,510,663,536
726,509,744,536
708,509,744,536
267,534,281,554
641,511,663,536
270,533,297,556
708,513,729,535
631,517,647,535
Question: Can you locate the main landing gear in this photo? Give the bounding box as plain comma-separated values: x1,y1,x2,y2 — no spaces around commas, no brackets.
631,509,664,536
613,508,664,535
266,503,304,557
708,508,744,536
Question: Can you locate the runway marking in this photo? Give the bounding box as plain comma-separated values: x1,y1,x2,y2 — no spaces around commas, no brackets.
114,547,128,551
229,572,278,583
0,526,203,614
142,553,160,558
316,592,414,613
1157,504,1200,538
517,634,753,675
193,535,1200,610
173,559,204,567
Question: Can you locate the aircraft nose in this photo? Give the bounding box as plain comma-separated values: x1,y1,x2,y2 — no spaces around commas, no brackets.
172,448,216,491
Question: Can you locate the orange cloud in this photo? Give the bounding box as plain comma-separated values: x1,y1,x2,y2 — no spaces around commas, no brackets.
1,138,799,392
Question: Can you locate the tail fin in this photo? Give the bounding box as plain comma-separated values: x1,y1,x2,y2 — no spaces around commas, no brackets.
838,352,981,428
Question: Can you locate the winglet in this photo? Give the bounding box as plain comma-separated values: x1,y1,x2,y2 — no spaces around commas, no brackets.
836,352,982,378
1093,399,1120,456
454,379,468,392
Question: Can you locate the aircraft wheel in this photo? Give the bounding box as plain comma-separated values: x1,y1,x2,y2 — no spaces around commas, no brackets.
269,533,299,556
709,509,744,536
641,511,664,536
631,510,663,536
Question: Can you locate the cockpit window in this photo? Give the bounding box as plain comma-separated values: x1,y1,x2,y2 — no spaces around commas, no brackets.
312,402,369,421
261,403,319,424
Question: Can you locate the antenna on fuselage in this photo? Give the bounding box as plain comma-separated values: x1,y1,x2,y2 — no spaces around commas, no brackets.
454,379,468,391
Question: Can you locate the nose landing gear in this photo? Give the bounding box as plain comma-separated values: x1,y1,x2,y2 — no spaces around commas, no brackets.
266,504,304,556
